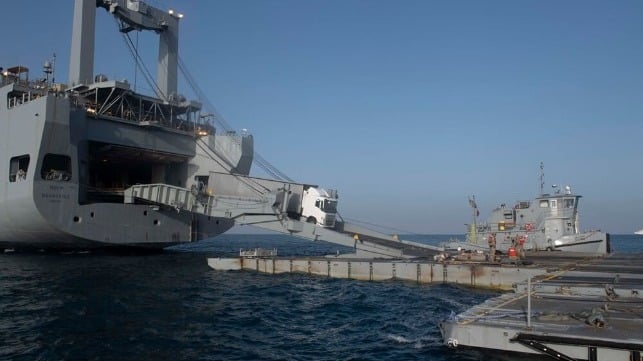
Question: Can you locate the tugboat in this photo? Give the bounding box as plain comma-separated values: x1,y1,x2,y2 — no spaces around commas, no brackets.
448,164,610,255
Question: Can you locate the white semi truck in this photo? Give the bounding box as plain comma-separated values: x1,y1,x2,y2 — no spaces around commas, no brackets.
202,172,339,228
300,187,338,227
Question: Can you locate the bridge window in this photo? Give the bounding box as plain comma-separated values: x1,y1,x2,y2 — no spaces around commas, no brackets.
564,198,575,208
498,222,515,231
517,201,530,209
9,154,30,182
539,200,549,208
41,154,72,181
550,200,557,208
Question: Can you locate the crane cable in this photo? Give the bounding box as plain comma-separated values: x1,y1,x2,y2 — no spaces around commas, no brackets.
118,25,273,197
117,20,165,100
117,15,294,183
177,56,295,183
117,20,296,196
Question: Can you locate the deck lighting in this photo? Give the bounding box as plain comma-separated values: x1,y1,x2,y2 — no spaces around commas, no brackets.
168,9,183,19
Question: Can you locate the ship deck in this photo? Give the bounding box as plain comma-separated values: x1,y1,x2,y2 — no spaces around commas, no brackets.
440,252,643,360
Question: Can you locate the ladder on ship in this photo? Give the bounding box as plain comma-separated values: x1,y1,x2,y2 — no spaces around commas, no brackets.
123,183,443,258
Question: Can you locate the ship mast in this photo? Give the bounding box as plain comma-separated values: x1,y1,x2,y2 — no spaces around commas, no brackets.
468,195,478,244
539,161,545,196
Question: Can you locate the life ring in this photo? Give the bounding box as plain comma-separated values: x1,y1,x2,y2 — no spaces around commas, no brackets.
525,223,534,232
518,235,527,245
508,247,517,258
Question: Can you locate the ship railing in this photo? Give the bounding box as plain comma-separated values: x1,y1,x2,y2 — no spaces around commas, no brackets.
71,93,213,137
540,209,575,223
6,90,46,109
475,221,543,233
240,248,277,258
0,77,30,88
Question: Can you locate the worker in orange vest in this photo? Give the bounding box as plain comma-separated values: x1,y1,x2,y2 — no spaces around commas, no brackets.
507,238,518,262
517,235,527,259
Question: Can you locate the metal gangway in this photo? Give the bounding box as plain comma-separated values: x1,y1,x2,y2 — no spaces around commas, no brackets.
124,183,443,259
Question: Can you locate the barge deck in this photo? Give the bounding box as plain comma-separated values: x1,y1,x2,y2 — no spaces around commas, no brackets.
439,253,643,360
208,252,642,359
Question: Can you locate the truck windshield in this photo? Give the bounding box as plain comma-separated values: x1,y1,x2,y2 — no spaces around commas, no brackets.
321,199,337,213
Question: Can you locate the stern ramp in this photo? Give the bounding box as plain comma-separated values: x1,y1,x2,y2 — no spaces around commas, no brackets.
124,183,442,258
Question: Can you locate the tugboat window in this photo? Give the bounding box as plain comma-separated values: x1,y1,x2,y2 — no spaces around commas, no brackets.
41,154,72,181
9,154,30,182
539,200,549,208
564,198,574,208
550,200,557,208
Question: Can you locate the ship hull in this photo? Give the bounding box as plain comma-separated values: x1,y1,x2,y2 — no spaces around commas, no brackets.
0,83,246,250
0,179,235,250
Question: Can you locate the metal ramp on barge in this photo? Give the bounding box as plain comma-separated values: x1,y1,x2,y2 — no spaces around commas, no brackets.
123,183,443,258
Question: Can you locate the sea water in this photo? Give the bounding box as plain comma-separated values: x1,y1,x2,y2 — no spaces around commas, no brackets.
1,234,640,361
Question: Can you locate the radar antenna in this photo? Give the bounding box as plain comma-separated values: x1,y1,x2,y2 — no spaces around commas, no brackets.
43,53,56,86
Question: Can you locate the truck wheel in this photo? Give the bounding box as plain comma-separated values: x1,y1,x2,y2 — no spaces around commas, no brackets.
306,216,317,224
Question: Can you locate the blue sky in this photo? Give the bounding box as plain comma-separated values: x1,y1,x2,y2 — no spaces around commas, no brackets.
2,1,642,234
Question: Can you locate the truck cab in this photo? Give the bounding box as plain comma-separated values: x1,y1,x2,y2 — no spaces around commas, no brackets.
301,187,338,228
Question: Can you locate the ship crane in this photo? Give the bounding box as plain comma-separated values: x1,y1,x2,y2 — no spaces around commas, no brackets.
69,0,180,100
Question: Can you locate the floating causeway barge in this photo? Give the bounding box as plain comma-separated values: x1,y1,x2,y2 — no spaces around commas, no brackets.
209,254,549,290
208,252,643,360
439,252,643,360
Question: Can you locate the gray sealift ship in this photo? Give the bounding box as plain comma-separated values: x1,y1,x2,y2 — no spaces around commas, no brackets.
0,0,444,258
449,164,610,254
0,0,253,249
